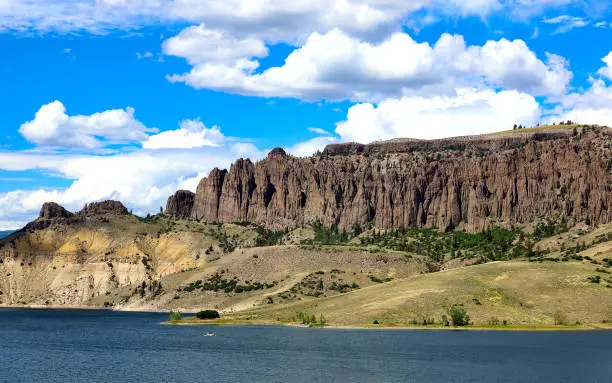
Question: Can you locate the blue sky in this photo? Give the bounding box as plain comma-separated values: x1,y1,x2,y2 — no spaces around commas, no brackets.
0,0,611,229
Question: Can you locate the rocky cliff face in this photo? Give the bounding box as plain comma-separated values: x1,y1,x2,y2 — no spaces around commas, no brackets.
176,126,611,232
165,190,195,218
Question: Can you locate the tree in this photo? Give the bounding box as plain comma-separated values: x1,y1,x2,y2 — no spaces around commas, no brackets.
513,124,517,130
169,311,181,321
196,310,221,320
572,127,578,136
140,281,146,297
319,314,327,326
448,306,470,326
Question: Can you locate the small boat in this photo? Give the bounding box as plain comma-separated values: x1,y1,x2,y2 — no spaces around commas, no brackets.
202,332,216,337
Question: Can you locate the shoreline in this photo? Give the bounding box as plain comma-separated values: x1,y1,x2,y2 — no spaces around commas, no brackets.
164,318,612,332
2,306,610,332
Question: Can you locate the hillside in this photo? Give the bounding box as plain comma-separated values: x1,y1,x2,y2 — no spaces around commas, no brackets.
167,125,611,233
0,126,611,327
233,261,611,328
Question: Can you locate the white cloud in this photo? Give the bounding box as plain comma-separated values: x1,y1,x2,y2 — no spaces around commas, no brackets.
142,119,226,149
163,25,268,65
286,135,338,157
598,51,612,80
0,142,251,229
546,79,612,126
19,101,157,149
308,127,331,135
335,88,541,143
0,1,587,40
544,51,612,126
136,51,153,59
542,15,590,34
167,28,571,101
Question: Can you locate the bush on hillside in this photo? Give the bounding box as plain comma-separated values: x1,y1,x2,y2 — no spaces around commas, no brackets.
196,310,221,320
448,306,470,326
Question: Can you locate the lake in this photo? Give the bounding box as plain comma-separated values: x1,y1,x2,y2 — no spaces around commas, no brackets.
0,309,610,382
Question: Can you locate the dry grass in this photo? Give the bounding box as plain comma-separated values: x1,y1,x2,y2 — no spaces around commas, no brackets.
231,261,612,327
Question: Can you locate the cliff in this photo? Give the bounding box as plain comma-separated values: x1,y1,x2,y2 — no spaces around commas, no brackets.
170,126,611,232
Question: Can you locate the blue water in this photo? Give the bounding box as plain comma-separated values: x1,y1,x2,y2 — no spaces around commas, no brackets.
0,309,610,382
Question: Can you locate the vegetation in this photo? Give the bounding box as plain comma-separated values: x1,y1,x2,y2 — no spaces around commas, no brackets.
300,220,353,245
280,272,359,300
447,306,470,326
294,311,327,327
553,311,569,325
196,310,220,320
588,275,601,284
254,226,286,247
182,272,278,294
297,218,572,267
368,275,393,283
169,311,181,321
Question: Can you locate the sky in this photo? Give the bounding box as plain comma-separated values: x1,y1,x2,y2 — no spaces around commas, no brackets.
0,0,611,229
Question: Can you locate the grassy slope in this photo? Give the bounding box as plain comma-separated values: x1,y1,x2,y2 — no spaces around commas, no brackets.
227,261,612,327
486,124,588,136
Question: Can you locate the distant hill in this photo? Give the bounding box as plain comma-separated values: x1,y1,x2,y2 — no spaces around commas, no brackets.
0,231,14,240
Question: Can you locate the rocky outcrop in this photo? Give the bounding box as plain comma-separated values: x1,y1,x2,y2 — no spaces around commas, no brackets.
165,190,195,218
23,202,77,231
79,200,128,216
39,202,73,220
20,200,129,233
183,126,612,232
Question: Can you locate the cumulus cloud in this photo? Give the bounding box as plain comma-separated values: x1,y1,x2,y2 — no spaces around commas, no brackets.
163,25,268,66
19,101,157,149
0,0,510,38
167,28,571,101
543,51,612,126
0,1,588,40
546,79,612,126
335,88,541,143
0,142,252,229
598,51,612,79
142,120,226,149
286,136,338,157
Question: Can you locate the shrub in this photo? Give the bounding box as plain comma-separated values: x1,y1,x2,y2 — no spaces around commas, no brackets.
169,311,181,321
553,311,568,325
448,306,470,326
441,314,450,326
588,275,601,284
488,317,500,326
196,310,221,320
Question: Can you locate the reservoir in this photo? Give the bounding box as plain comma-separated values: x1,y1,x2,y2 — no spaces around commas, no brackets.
0,309,610,382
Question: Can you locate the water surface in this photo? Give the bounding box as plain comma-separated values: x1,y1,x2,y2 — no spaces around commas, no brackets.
0,309,610,382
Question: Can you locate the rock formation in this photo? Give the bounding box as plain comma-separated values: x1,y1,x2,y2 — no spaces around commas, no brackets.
79,200,129,216
23,200,128,232
39,202,73,220
165,190,195,218
180,126,611,232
